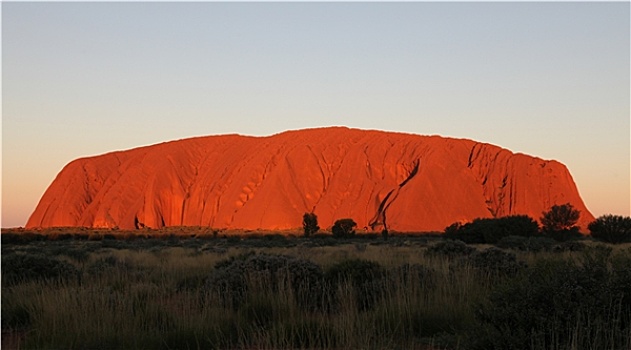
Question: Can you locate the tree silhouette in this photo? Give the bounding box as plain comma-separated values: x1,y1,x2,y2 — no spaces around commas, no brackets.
332,218,357,238
302,212,320,237
588,215,631,244
541,203,581,241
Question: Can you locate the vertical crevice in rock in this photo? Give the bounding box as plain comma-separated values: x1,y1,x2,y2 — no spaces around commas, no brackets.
369,159,420,231
468,143,479,168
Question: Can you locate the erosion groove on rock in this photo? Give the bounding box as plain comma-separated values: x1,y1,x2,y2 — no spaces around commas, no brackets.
26,127,594,232
369,159,420,231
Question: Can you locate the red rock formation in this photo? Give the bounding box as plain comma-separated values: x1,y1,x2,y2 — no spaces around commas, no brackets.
26,127,594,232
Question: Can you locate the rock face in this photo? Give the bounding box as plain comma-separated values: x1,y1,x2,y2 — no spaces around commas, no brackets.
26,127,594,232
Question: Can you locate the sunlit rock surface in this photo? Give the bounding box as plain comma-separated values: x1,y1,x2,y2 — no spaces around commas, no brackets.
26,127,594,232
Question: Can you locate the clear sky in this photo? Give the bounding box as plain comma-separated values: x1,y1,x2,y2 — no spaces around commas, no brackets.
2,2,629,228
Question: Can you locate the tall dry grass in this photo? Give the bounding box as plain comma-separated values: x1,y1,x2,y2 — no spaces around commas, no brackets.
2,236,630,349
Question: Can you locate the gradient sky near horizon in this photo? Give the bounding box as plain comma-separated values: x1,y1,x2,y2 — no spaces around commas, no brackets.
2,2,629,228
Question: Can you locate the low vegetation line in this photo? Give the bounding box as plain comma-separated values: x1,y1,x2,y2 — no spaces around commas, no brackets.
2,231,630,350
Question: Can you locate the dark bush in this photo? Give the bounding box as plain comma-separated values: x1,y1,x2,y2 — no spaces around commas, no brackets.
50,233,74,241
303,212,320,237
302,234,340,247
325,259,384,311
589,214,631,244
331,218,357,238
611,250,631,311
491,215,539,242
541,203,583,241
214,251,256,270
467,248,525,277
495,235,556,252
263,233,287,241
1,232,46,244
60,247,91,263
206,262,248,309
444,215,539,244
472,254,631,350
206,253,324,311
238,296,286,329
175,275,207,292
552,240,586,252
541,203,580,231
226,236,242,244
444,222,483,244
425,240,475,258
1,233,21,244
102,233,117,240
1,253,80,285
494,235,525,251
544,228,583,242
1,302,31,329
73,233,90,240
100,239,131,249
86,256,132,276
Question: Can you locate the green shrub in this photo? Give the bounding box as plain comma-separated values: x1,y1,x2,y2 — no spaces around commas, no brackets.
589,214,631,244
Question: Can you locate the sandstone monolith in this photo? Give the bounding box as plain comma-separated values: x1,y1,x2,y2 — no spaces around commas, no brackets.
26,127,594,232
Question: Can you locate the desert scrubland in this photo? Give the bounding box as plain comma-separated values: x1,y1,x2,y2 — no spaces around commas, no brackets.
2,229,630,350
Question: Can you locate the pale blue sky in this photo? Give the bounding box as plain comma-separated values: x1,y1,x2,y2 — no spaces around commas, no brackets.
2,2,629,227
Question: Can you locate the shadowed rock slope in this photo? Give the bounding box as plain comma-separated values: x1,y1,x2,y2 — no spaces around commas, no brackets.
26,127,594,232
